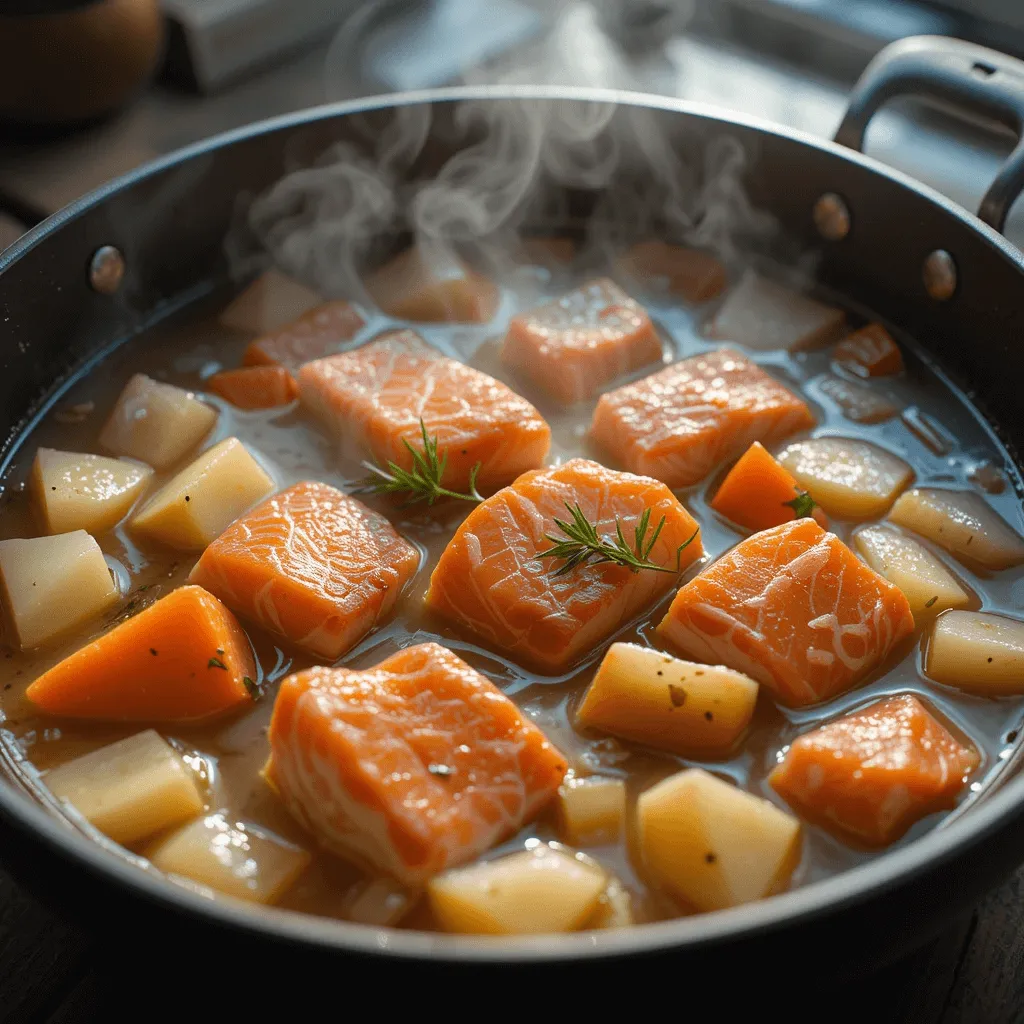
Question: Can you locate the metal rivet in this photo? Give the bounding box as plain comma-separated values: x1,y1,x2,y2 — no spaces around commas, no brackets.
923,249,957,301
813,192,851,241
88,245,125,295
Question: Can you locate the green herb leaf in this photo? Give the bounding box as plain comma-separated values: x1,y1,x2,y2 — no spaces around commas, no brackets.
242,676,261,699
208,656,227,670
783,490,817,519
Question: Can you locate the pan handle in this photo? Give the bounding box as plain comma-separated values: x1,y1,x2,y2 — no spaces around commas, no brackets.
835,35,1024,233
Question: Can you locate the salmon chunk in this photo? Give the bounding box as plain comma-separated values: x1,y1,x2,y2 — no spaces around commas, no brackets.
189,482,419,659
770,694,978,845
242,300,365,370
265,642,568,883
501,278,662,404
591,347,814,489
426,459,703,673
298,331,550,493
658,518,914,706
833,323,903,378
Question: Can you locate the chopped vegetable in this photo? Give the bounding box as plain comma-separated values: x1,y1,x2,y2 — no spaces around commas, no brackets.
586,877,634,929
218,269,322,334
817,374,898,424
208,366,298,409
853,524,971,620
833,323,903,377
130,437,274,551
638,768,801,912
888,487,1024,570
615,240,727,302
427,844,607,935
658,518,914,707
777,437,913,518
98,374,217,470
25,585,256,721
31,448,152,535
147,812,310,904
557,776,626,845
242,300,365,370
344,877,419,927
43,730,203,845
0,531,119,649
770,694,978,845
925,610,1024,695
576,643,758,756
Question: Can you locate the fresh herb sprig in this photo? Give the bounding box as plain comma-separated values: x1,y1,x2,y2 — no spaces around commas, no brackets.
355,419,484,507
539,503,700,577
783,490,817,519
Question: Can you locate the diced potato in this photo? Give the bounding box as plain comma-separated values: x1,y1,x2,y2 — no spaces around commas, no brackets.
218,269,322,334
586,877,634,929
31,448,152,535
557,776,626,845
428,844,607,935
0,532,118,649
926,610,1024,695
99,374,217,470
638,768,801,913
345,877,419,926
777,437,913,518
130,437,274,551
43,730,203,845
853,525,971,620
148,812,311,904
577,643,758,756
888,488,1024,570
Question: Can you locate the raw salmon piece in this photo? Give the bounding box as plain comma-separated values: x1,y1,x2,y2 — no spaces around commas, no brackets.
265,642,568,883
615,241,727,302
833,323,904,378
591,347,814,489
657,518,914,707
208,366,299,409
770,694,979,845
242,301,365,370
501,278,662,404
188,481,419,659
425,458,703,674
298,331,550,493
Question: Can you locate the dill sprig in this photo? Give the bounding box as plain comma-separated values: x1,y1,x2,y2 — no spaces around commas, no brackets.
783,490,817,519
539,503,700,577
355,419,484,507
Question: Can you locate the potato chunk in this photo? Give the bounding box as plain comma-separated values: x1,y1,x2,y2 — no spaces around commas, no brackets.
638,768,801,913
926,610,1024,695
778,437,913,518
888,488,1024,570
130,437,274,551
428,844,607,935
853,525,971,620
148,812,310,904
43,730,203,845
0,532,118,649
586,878,634,929
31,448,152,535
99,374,217,470
218,269,322,334
557,776,626,845
577,643,758,756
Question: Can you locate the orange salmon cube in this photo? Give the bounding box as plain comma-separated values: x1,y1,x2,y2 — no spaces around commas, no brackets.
426,458,703,674
833,323,904,378
591,348,814,489
26,585,255,722
298,331,550,494
189,482,419,659
502,278,662,404
242,301,365,370
658,519,914,707
208,366,299,409
615,241,727,302
265,642,568,883
770,694,979,845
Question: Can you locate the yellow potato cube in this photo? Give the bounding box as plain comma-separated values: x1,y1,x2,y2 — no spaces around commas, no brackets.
778,437,913,518
0,531,118,649
44,730,203,845
99,374,217,470
428,844,607,935
130,437,274,551
577,643,758,756
218,269,322,334
31,447,152,535
926,610,1024,695
148,812,311,904
638,768,801,913
557,776,626,845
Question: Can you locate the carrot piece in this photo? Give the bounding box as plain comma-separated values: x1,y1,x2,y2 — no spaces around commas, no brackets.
208,366,298,410
26,585,256,722
242,300,365,370
833,323,903,378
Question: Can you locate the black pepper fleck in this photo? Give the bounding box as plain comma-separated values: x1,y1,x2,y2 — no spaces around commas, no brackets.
657,670,663,676
988,657,994,663
3,684,9,691
185,495,190,502
50,486,56,491
704,711,713,721
925,595,938,609
705,852,716,864
150,648,158,656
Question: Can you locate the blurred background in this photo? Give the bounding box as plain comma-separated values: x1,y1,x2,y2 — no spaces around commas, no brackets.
2,0,1024,251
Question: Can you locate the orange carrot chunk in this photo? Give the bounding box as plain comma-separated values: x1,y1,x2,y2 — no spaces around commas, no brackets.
208,366,299,410
266,642,568,883
242,300,365,370
770,694,979,845
833,323,903,378
26,585,256,722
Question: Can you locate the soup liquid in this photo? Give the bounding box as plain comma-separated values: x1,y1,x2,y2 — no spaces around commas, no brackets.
1,258,1022,929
